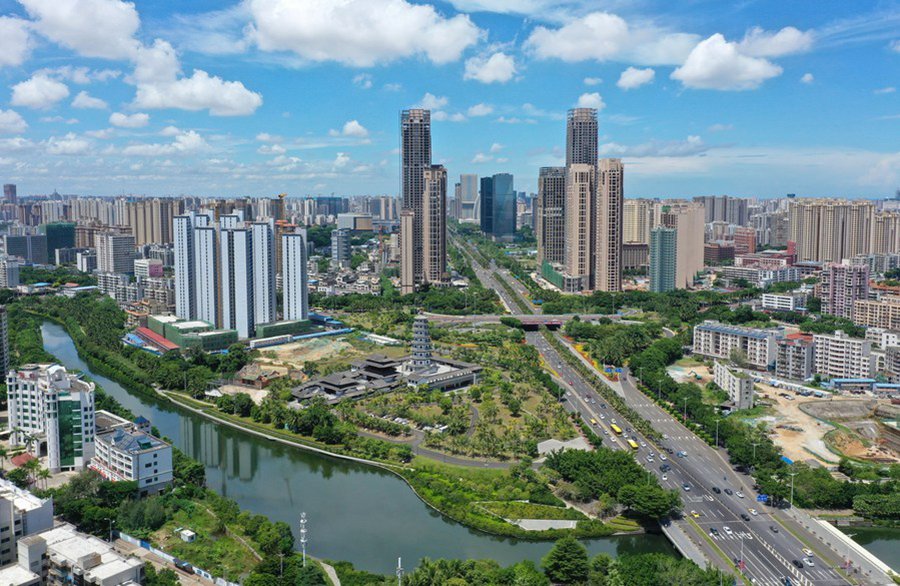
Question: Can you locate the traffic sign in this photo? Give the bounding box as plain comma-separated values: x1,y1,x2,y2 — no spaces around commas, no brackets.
757,494,769,502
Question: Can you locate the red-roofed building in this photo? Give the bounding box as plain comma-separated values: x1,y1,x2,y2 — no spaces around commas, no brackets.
134,327,180,353
10,452,35,468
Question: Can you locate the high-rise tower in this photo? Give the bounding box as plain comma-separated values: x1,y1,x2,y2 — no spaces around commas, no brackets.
596,158,623,292
400,109,432,293
536,167,566,267
566,108,598,168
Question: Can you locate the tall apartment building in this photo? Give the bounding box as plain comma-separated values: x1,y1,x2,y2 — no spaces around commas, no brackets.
564,164,595,290
692,321,778,369
3,234,48,264
0,257,20,288
733,226,756,255
194,225,219,327
479,175,494,235
399,108,433,294
595,158,623,292
566,108,598,166
693,195,749,225
282,232,309,321
0,305,7,376
126,198,178,245
872,211,900,254
173,213,207,320
40,222,75,263
3,183,16,204
820,263,869,319
536,167,566,266
220,228,254,339
250,222,276,326
0,479,53,566
422,165,448,283
655,202,705,289
331,228,351,269
853,296,900,330
94,233,135,274
623,199,653,244
789,199,874,262
399,210,415,295
7,364,96,473
649,227,676,293
813,330,873,379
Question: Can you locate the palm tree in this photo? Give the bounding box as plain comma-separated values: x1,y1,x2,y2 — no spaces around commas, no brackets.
38,468,51,490
23,458,41,487
0,446,8,473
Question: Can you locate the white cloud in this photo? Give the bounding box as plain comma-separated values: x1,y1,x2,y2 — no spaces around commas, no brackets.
525,11,699,66
0,17,33,67
467,103,494,116
46,132,90,155
892,40,900,52
257,143,286,155
85,128,114,139
489,142,503,153
463,51,517,83
671,34,782,90
39,116,78,124
418,93,449,110
739,26,813,57
599,135,708,157
246,0,482,66
432,111,466,122
0,110,28,134
576,92,605,109
800,72,814,84
11,75,70,109
617,66,654,90
874,87,896,95
708,123,733,132
353,73,373,89
333,152,350,168
38,66,121,84
471,152,492,163
20,0,141,59
383,83,402,92
109,112,150,128
329,120,369,138
121,130,209,156
71,91,109,109
583,77,602,86
256,132,282,143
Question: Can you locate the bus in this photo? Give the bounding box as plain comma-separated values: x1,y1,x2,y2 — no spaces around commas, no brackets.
610,424,623,435
589,418,597,426
627,439,639,450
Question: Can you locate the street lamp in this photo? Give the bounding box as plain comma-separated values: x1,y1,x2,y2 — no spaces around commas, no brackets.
844,533,857,570
751,441,760,465
788,469,798,508
715,419,720,448
683,397,688,423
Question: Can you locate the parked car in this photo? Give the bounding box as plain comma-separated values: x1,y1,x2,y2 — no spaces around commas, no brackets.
723,526,733,535
682,482,692,491
711,486,721,494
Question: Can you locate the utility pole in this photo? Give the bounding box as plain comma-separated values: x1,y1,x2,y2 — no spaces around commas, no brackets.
715,419,720,448
788,470,798,508
300,512,308,567
683,397,688,422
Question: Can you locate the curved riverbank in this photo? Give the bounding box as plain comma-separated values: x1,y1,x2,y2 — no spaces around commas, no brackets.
40,321,675,574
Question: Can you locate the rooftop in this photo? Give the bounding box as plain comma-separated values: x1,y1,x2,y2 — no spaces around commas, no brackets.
696,320,777,340
0,478,51,513
98,428,169,453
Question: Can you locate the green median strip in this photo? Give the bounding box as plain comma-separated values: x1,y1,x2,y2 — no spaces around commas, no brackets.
687,517,748,586
770,514,857,584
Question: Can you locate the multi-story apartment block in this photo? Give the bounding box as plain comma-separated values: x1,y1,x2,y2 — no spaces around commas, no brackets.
0,256,20,288
91,426,173,496
649,227,676,293
536,167,566,267
853,296,900,330
595,158,623,292
0,479,53,566
94,233,135,274
820,263,869,319
721,266,801,289
282,232,309,321
692,320,778,369
813,330,873,379
422,165,448,283
761,292,807,312
713,361,755,410
789,199,874,263
7,364,96,472
776,335,815,380
623,199,653,244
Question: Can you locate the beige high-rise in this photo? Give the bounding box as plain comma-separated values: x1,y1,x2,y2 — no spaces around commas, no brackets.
872,211,900,254
624,199,653,244
595,158,623,292
400,210,415,295
399,109,432,293
536,167,566,266
564,164,595,287
657,202,704,289
788,199,874,262
127,198,179,245
422,166,447,285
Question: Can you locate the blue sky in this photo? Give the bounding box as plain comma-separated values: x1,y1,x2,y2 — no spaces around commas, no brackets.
0,0,897,199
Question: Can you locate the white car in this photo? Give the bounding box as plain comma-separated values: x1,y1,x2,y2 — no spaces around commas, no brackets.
736,491,745,499
749,508,758,516
600,414,606,420
659,454,668,461
662,474,668,481
640,441,646,448
803,558,815,567
723,526,733,535
802,548,813,557
646,455,654,463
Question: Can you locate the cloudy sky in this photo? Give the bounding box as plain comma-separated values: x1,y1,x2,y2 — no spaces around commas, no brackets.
0,0,897,199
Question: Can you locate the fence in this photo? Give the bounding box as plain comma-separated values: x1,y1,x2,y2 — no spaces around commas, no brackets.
118,531,241,586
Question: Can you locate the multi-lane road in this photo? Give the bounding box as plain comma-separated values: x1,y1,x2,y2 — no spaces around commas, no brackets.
448,238,890,585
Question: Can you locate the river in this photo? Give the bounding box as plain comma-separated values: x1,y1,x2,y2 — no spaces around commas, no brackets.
42,322,676,574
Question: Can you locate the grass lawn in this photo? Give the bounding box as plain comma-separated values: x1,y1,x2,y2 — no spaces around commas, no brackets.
153,497,260,582
479,501,587,520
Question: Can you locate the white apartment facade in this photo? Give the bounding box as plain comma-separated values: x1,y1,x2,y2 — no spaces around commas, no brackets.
713,361,755,410
761,292,807,312
692,321,778,369
282,232,309,321
0,479,53,566
7,364,96,473
91,428,173,496
813,330,874,379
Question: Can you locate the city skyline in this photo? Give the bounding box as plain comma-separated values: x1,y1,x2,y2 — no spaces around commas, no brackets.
0,0,895,198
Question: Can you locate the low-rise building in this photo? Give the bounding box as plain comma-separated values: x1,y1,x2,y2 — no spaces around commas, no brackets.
692,320,778,369
0,523,144,586
713,361,754,410
720,266,800,289
7,364,96,472
761,292,807,312
776,335,815,380
813,330,873,380
0,479,53,566
91,425,173,497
